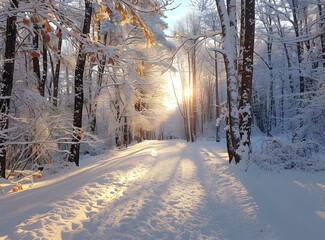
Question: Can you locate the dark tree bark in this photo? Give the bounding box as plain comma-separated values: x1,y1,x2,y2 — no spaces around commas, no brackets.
115,97,121,147
291,0,305,93
216,0,255,163
238,0,255,160
40,32,47,97
53,29,62,107
32,25,41,89
215,51,221,142
68,0,92,166
266,37,276,137
123,116,128,147
0,0,18,178
318,2,325,67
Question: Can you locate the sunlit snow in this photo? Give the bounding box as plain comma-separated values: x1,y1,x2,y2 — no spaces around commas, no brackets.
0,140,324,240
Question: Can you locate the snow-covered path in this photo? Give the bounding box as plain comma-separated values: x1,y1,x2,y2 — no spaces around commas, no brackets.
0,140,324,240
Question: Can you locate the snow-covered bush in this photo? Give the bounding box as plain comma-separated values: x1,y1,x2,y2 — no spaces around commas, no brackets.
252,137,325,172
5,73,74,173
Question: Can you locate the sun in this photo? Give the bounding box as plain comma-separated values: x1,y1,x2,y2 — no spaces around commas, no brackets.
183,87,192,98
162,71,192,111
168,72,183,99
160,72,180,111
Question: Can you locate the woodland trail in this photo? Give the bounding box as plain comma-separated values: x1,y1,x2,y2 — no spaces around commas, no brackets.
1,140,324,240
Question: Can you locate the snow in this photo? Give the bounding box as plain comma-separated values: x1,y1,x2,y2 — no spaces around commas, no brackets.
1,140,324,240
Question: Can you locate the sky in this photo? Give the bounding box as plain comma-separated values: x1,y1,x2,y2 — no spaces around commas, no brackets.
160,0,192,111
164,0,191,33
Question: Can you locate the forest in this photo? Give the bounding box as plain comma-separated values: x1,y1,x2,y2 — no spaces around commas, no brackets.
0,0,324,180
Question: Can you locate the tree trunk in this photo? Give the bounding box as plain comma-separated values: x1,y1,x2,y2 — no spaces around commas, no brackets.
68,0,92,166
318,2,325,67
192,41,197,141
291,0,305,93
238,0,255,160
53,29,62,107
212,20,221,142
275,14,294,95
264,7,275,137
115,97,121,147
32,24,41,89
281,76,284,133
186,53,193,142
123,116,128,147
40,31,47,97
215,50,221,142
215,0,241,163
0,0,18,178
90,33,107,134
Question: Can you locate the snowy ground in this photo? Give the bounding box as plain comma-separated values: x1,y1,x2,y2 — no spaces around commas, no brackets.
0,140,324,240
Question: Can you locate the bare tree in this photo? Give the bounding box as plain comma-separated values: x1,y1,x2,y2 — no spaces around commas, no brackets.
53,29,62,107
0,0,19,178
68,0,93,166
